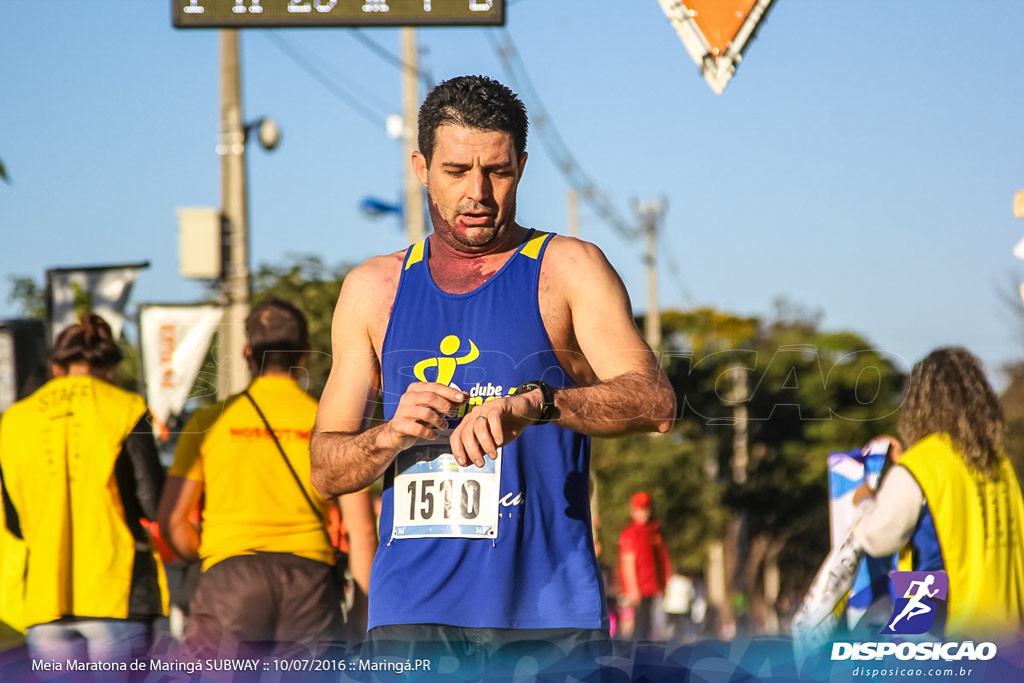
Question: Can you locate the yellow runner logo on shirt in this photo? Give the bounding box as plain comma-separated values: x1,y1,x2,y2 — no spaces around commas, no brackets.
413,334,479,385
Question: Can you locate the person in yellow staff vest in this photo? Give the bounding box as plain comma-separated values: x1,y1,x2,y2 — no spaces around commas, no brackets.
0,314,167,664
853,347,1024,639
158,298,377,658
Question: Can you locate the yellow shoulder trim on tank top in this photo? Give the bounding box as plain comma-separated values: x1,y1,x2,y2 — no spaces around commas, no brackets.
519,231,551,260
404,240,426,270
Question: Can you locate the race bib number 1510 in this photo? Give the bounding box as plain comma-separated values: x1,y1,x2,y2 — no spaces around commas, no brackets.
391,441,502,540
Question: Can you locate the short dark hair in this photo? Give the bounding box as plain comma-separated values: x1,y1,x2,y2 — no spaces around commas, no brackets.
245,298,309,375
417,75,528,166
51,314,122,370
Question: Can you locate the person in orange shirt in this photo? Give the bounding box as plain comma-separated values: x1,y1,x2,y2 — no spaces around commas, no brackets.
618,491,671,640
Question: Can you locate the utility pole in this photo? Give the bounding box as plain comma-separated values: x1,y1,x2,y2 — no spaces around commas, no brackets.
727,364,750,485
706,540,728,637
567,188,580,238
720,363,751,638
704,364,751,640
402,28,425,245
218,30,251,399
635,199,667,352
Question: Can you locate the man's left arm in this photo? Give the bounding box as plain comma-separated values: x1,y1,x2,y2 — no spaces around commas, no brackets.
547,239,675,435
450,238,675,465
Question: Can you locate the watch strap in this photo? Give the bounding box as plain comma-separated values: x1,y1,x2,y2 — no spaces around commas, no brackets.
517,380,556,424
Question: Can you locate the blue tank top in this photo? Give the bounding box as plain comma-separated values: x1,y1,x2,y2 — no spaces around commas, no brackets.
370,231,607,630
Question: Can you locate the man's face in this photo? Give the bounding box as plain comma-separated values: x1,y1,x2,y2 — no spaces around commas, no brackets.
413,124,527,252
631,506,651,525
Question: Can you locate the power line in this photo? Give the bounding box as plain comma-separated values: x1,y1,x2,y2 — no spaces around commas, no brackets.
349,29,434,89
262,31,388,128
659,226,693,305
487,30,640,240
487,30,691,307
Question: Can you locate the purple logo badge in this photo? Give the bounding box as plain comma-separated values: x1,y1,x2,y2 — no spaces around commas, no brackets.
883,571,948,635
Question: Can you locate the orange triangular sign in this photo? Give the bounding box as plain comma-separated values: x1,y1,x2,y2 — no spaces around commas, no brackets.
657,0,776,94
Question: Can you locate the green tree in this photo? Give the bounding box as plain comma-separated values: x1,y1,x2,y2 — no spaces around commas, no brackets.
4,255,351,402
990,275,1024,483
608,303,905,632
999,361,1024,483
733,307,902,618
6,275,143,393
250,254,350,399
7,276,46,320
593,432,727,576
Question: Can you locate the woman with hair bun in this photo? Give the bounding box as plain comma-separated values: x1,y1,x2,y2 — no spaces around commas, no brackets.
853,347,1024,639
0,314,166,664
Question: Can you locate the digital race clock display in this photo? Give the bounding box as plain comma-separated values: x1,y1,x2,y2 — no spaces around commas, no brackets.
173,0,505,28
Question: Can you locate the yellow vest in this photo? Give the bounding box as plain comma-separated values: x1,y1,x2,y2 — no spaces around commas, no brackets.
168,377,333,571
0,493,26,648
0,376,166,626
900,433,1024,638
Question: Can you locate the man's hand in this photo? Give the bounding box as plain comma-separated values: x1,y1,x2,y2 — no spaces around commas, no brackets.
382,382,468,452
448,390,542,467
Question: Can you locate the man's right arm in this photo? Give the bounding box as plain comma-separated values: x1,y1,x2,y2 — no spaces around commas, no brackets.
157,476,202,562
310,259,466,498
157,411,208,562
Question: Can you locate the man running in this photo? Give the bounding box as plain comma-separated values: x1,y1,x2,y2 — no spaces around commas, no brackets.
310,75,676,675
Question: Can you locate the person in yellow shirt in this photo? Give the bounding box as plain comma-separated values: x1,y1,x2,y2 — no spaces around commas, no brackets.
853,347,1024,639
0,314,166,664
158,298,377,658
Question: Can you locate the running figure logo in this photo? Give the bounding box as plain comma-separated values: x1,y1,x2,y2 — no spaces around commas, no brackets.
413,335,479,386
883,571,949,635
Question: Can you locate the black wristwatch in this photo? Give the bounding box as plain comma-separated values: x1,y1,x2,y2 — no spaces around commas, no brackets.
516,380,556,424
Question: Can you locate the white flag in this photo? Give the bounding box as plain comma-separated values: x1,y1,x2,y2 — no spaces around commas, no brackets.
139,304,223,433
47,262,149,341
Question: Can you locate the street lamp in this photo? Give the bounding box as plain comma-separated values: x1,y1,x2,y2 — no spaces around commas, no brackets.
248,117,281,152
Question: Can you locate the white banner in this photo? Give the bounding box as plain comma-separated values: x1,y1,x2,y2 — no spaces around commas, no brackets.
47,262,149,341
791,529,862,660
139,304,223,432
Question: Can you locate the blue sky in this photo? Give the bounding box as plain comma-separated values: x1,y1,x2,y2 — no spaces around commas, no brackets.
3,0,1024,386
